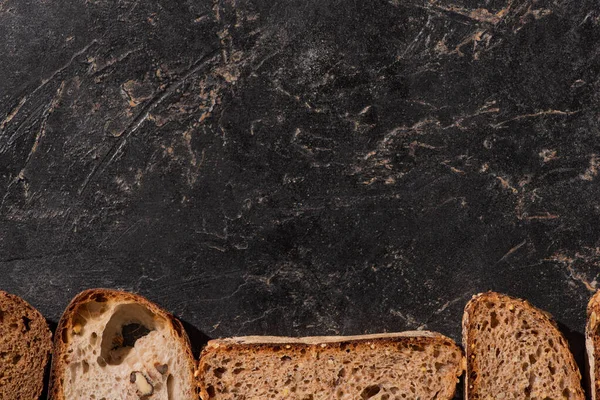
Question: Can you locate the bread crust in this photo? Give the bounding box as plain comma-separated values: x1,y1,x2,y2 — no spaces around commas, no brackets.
463,291,584,400
0,290,52,400
198,331,465,399
48,288,196,400
586,291,600,400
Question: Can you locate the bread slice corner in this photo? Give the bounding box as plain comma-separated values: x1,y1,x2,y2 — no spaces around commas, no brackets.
463,291,584,400
0,289,52,400
197,331,465,399
48,288,197,400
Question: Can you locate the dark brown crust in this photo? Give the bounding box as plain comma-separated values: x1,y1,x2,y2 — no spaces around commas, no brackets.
463,291,584,400
586,291,600,400
0,290,52,400
197,331,465,399
48,288,197,400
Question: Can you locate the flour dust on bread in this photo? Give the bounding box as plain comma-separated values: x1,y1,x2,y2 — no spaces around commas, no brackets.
49,289,196,400
463,292,584,400
197,331,465,400
0,290,52,400
586,290,600,400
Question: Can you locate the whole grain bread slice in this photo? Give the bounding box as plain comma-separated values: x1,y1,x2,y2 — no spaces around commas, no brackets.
49,288,197,400
0,290,52,400
463,292,584,400
197,331,465,400
586,290,600,400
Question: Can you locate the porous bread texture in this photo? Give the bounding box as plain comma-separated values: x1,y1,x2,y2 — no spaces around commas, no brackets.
0,290,52,400
463,292,584,400
198,331,464,400
49,289,196,400
586,291,600,400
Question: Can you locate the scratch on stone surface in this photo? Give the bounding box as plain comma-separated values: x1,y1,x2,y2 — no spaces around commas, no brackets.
580,154,598,181
492,109,579,128
497,176,518,194
429,2,504,25
497,239,527,263
390,308,425,330
1,40,97,143
441,161,465,175
0,96,27,131
79,50,220,195
436,29,490,58
234,307,283,335
521,212,559,221
548,253,597,292
401,15,433,57
89,46,142,76
274,84,323,113
29,40,98,99
25,81,65,161
2,81,66,203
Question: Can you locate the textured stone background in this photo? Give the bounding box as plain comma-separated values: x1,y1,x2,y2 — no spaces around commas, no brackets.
1,0,600,388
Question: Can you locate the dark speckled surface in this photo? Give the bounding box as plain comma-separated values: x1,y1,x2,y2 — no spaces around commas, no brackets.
1,0,600,392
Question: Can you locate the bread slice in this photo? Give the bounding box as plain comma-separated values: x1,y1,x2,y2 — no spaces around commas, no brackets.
463,292,584,399
586,290,600,399
0,290,52,399
48,288,196,400
197,331,465,399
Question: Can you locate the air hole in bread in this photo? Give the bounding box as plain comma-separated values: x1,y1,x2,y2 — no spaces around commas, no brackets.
490,312,499,329
90,293,108,303
206,384,216,398
61,327,69,344
213,367,226,378
360,384,381,399
167,374,174,400
99,303,156,366
21,316,31,331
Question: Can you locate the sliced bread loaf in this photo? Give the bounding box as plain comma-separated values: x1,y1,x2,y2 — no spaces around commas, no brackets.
49,288,197,400
463,292,584,399
586,290,600,399
0,290,52,400
197,331,465,400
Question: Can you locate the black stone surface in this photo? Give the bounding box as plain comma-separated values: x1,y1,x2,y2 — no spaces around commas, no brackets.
1,0,600,391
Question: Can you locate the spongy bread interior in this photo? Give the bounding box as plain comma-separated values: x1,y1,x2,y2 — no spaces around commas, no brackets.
62,298,190,400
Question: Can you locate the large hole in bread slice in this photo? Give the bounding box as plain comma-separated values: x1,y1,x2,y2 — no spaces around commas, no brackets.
99,303,157,366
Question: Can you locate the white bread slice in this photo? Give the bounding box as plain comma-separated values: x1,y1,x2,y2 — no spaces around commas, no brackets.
463,292,584,399
586,290,600,400
48,289,196,400
0,290,52,399
197,331,465,399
